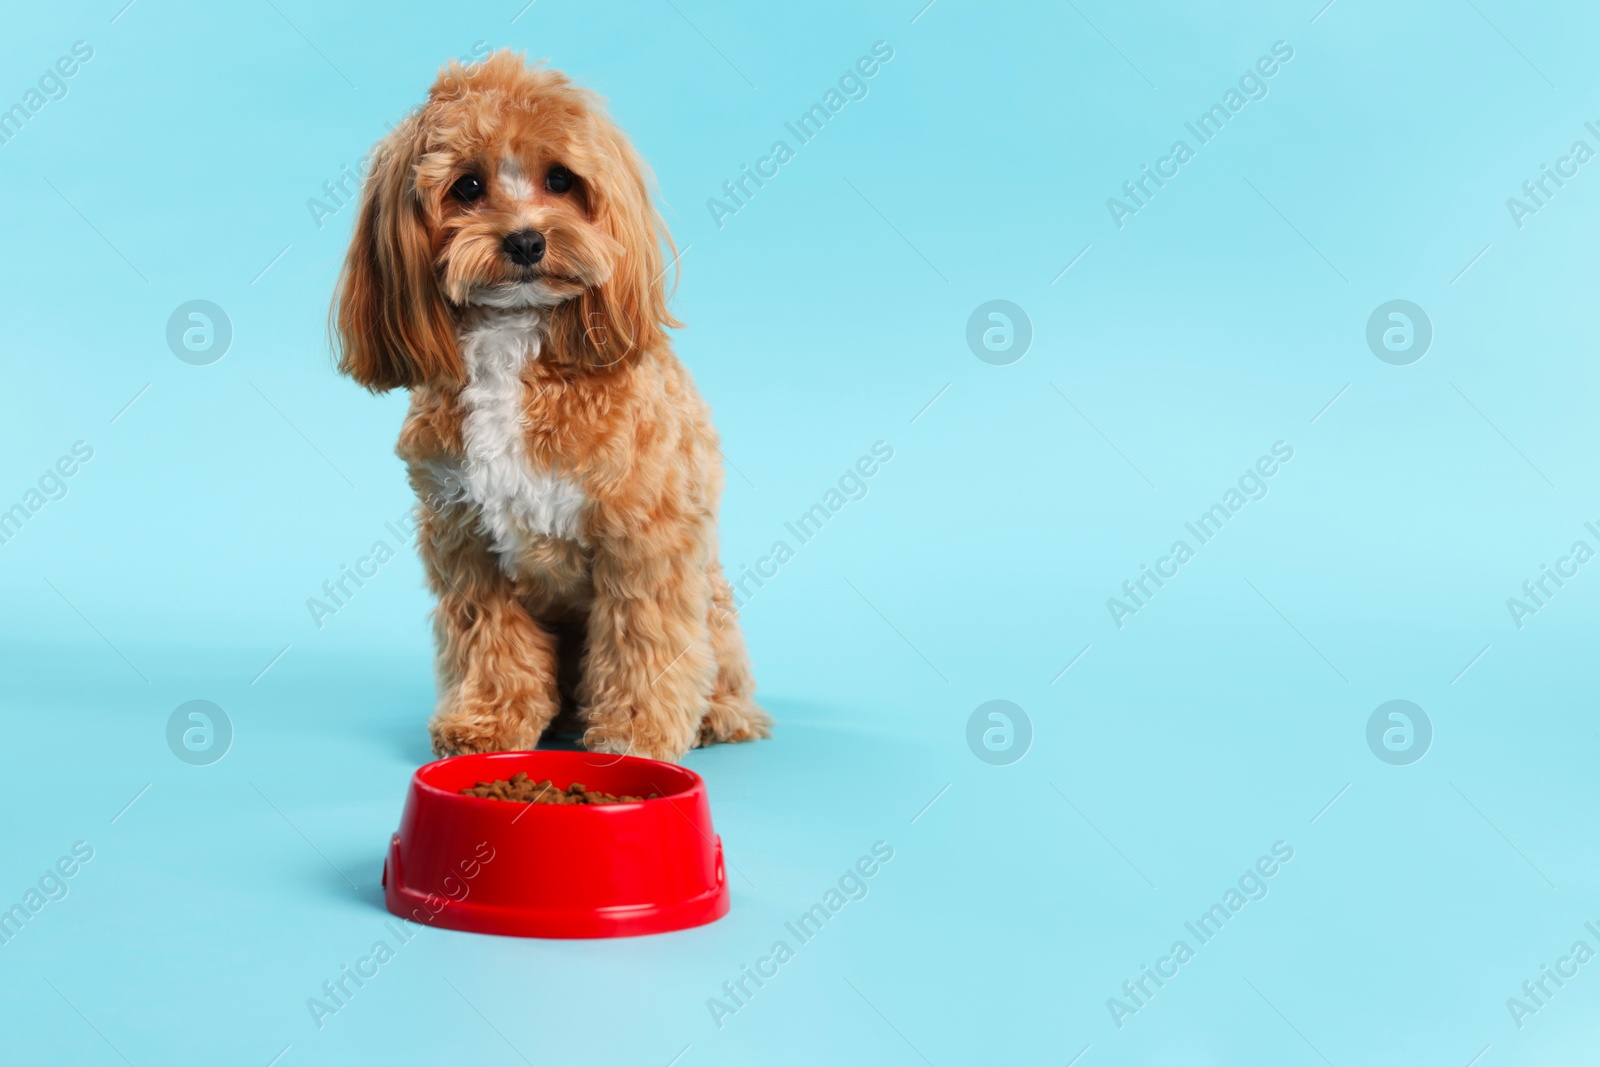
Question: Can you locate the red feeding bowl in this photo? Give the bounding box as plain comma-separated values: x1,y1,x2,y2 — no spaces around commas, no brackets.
383,751,729,938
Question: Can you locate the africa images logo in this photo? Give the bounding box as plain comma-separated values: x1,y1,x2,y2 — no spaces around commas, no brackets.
1105,41,1295,229
706,41,895,229
1107,841,1296,1029
1106,442,1294,628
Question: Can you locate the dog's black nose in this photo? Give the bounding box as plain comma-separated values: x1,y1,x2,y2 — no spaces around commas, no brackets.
501,229,546,267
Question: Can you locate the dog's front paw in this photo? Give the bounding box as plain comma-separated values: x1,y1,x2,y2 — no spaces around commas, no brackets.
429,706,523,757
580,722,632,757
582,713,691,764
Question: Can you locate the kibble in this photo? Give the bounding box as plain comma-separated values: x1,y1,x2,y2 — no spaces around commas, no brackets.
461,771,661,805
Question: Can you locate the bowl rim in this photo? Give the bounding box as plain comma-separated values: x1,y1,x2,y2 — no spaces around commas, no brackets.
411,750,702,810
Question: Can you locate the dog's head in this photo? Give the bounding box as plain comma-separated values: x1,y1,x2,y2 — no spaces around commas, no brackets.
334,50,679,390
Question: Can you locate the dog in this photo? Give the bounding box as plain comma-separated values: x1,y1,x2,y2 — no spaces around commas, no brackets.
333,50,769,763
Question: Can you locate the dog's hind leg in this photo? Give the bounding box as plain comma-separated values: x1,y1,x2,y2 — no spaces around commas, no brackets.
695,564,771,748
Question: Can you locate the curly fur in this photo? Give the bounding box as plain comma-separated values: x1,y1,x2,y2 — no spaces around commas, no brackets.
332,50,769,762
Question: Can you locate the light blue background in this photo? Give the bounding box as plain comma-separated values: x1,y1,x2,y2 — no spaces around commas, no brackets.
2,1,1598,1064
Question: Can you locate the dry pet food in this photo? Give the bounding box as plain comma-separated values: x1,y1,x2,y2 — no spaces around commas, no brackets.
461,771,660,805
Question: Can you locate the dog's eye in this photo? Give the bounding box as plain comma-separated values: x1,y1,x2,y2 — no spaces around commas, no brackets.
544,165,575,194
450,174,486,203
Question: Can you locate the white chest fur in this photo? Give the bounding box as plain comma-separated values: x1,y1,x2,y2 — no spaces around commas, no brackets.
430,311,588,570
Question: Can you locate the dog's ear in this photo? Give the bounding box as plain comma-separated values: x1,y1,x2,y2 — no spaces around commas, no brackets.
333,116,461,392
545,118,681,370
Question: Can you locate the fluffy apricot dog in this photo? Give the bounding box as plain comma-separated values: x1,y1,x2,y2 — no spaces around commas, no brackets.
333,51,768,763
